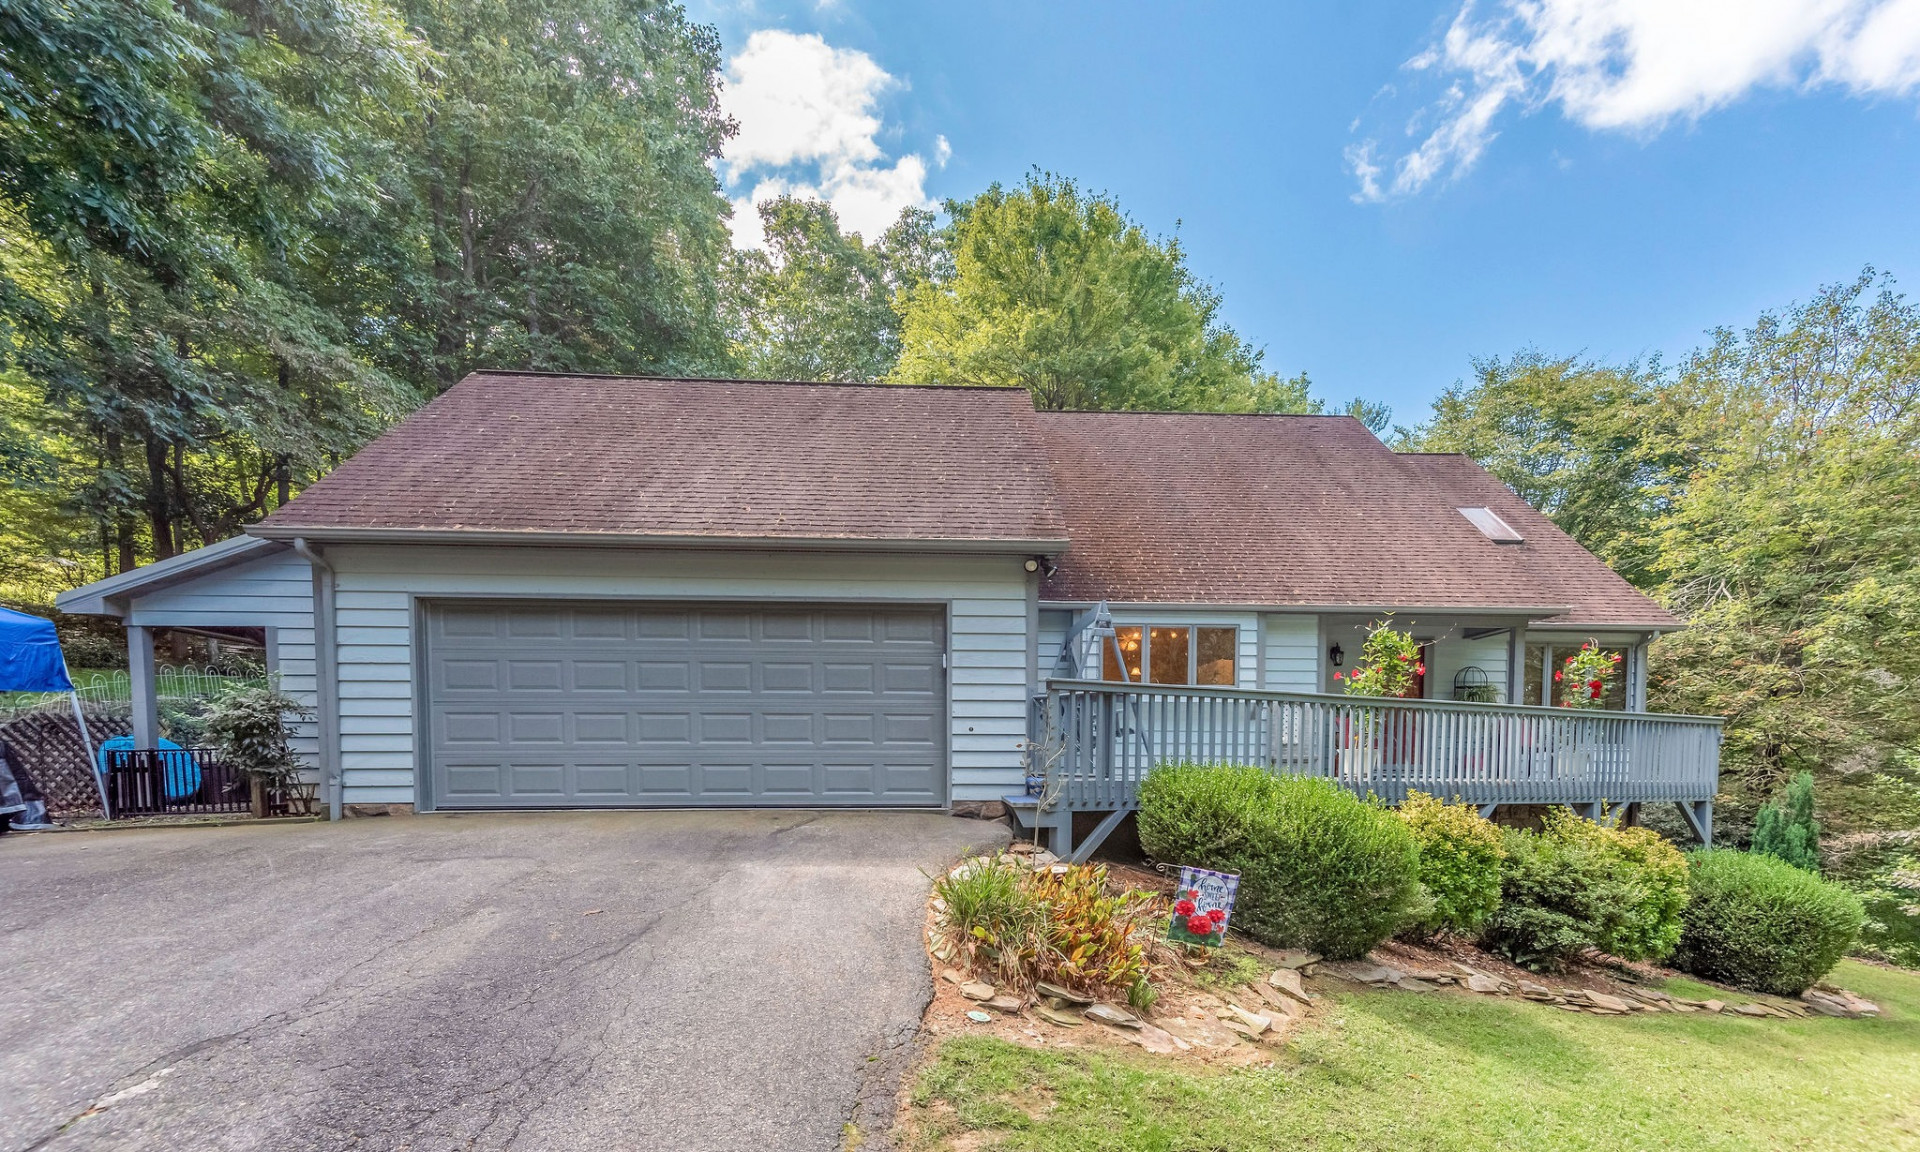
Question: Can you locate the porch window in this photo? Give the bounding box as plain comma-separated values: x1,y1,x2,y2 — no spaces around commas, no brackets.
1102,625,1236,686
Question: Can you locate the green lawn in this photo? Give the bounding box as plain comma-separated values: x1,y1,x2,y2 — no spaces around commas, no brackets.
906,961,1920,1151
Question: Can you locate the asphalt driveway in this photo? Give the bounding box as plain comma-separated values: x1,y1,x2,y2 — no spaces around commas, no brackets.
0,810,1006,1151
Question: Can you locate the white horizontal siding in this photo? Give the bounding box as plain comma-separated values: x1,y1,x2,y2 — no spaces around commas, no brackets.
1262,614,1320,693
325,544,1034,807
1429,633,1510,703
1037,608,1073,682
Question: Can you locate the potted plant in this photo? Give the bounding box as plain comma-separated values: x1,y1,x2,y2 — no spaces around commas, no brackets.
1332,621,1424,781
202,683,316,817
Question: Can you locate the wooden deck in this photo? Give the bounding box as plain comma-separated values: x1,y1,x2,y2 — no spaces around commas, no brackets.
1014,679,1721,860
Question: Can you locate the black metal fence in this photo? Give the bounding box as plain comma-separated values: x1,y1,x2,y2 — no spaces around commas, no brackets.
102,748,260,817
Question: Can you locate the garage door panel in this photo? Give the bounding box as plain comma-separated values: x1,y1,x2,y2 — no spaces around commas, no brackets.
427,603,945,808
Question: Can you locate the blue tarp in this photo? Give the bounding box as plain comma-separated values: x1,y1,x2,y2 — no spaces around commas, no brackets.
0,606,73,693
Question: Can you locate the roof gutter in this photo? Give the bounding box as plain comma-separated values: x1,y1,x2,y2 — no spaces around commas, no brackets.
247,526,1070,556
289,538,342,823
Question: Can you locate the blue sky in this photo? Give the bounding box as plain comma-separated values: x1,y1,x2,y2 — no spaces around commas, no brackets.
691,1,1920,422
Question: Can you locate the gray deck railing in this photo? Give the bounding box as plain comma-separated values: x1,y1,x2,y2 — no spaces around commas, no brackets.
1040,679,1721,811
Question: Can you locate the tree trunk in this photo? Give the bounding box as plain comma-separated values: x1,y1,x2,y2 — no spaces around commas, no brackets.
144,438,174,560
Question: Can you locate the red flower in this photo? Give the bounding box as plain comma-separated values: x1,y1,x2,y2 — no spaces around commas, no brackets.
1414,663,1425,675
1333,670,1345,680
1554,671,1563,682
1206,907,1227,923
1173,898,1197,917
1611,654,1623,663
1186,914,1215,936
1398,653,1410,661
1588,679,1601,690
1566,656,1575,664
1590,685,1602,699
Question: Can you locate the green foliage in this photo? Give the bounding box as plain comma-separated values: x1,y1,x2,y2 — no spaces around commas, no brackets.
892,171,1329,415
201,682,315,784
1398,792,1506,936
1751,771,1823,871
722,199,937,382
1335,619,1422,697
1480,810,1690,970
1136,762,1423,959
1671,849,1863,995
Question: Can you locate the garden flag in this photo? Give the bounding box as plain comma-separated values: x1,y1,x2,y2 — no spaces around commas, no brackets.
1166,865,1238,946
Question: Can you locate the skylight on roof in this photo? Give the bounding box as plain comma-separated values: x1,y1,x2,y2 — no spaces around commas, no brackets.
1458,506,1524,543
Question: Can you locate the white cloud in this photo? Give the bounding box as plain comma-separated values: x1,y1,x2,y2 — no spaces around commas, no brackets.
719,30,943,247
1351,0,1920,201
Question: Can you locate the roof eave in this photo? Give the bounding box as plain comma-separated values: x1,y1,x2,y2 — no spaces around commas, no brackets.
248,524,1071,555
54,536,288,617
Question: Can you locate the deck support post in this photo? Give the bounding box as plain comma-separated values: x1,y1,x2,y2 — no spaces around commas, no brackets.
1676,800,1714,845
1478,803,1498,820
1068,809,1129,864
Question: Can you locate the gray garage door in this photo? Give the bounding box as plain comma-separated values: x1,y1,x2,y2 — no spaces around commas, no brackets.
425,602,946,808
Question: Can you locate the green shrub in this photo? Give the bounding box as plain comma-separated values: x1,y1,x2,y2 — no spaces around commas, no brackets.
1479,809,1690,970
1399,791,1506,937
1137,762,1422,959
1751,771,1822,872
1672,849,1865,995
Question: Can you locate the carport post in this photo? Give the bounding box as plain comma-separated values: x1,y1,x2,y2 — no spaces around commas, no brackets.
291,538,341,821
128,625,159,749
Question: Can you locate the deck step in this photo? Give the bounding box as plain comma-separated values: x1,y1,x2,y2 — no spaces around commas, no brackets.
1001,794,1041,830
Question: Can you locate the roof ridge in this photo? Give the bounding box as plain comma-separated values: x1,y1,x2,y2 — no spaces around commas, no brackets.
463,369,1022,394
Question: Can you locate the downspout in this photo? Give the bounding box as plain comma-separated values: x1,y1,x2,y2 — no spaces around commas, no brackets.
290,538,341,821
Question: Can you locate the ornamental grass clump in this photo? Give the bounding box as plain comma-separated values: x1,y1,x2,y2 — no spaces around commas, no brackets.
1398,791,1506,938
933,855,1047,988
1137,762,1423,959
1672,849,1864,995
1479,809,1689,971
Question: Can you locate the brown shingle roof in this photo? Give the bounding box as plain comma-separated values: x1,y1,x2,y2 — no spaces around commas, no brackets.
256,373,1068,546
257,373,1674,628
1396,453,1680,628
1035,412,1677,628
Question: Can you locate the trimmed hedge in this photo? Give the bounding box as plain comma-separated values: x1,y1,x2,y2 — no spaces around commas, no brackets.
1672,849,1865,995
1399,791,1506,937
1479,809,1690,971
1137,762,1422,959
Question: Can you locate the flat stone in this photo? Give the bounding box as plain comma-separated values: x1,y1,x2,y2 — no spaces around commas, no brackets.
1465,974,1507,994
959,981,997,1001
1084,1002,1143,1029
1273,950,1321,970
1669,1002,1699,1013
1702,999,1726,1014
1035,1005,1084,1027
1227,1004,1272,1034
941,968,966,985
1267,968,1310,1001
1035,981,1092,1005
1449,962,1483,979
1396,977,1438,992
1130,1023,1183,1055
1518,981,1556,1000
1731,1002,1774,1017
1584,992,1635,1013
1588,1007,1626,1015
1343,964,1401,985
981,995,1024,1014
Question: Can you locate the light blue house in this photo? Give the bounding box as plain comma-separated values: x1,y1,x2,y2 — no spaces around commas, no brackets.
57,372,1717,846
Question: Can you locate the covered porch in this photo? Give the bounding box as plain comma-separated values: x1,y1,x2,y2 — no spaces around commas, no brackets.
1013,678,1721,861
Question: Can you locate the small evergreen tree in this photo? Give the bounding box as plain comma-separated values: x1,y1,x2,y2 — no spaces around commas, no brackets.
1750,771,1821,872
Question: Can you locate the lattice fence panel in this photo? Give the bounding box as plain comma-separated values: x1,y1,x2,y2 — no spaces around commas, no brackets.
0,710,132,816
